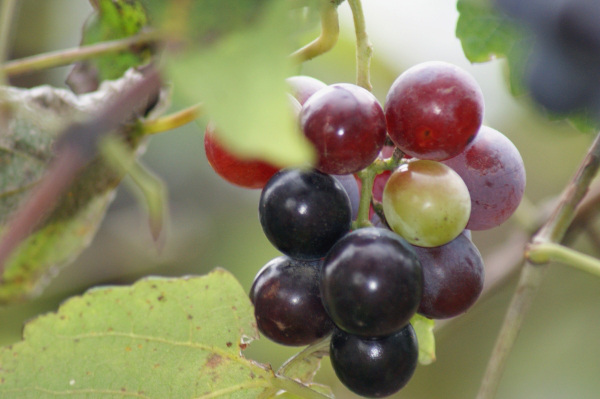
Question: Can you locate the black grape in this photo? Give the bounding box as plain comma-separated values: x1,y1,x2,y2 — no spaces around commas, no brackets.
329,325,418,398
250,256,333,346
259,168,352,259
320,227,422,337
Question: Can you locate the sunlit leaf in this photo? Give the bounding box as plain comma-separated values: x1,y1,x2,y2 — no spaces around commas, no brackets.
165,1,315,167
0,269,279,398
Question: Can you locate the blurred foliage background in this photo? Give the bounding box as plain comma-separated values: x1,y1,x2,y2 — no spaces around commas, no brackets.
1,1,599,398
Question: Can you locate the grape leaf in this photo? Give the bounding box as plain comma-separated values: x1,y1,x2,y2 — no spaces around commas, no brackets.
456,0,600,133
67,0,153,93
0,269,280,398
83,0,151,80
0,70,163,304
164,1,315,167
411,314,436,366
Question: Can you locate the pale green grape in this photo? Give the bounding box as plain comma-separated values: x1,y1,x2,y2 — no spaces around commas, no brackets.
382,160,470,247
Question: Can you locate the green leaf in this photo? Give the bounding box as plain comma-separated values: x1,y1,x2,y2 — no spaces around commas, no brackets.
0,70,162,304
456,0,600,133
81,0,152,81
0,269,280,398
165,0,315,167
411,313,436,365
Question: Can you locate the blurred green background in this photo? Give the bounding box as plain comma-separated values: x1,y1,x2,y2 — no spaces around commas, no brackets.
1,1,599,398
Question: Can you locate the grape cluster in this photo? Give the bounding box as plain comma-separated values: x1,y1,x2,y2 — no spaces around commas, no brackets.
204,62,526,398
494,0,600,117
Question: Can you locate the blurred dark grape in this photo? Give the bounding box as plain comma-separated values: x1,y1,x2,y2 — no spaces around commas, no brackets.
494,0,600,118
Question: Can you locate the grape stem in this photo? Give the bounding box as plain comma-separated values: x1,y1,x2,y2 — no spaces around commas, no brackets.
476,132,600,399
353,150,404,229
1,30,159,77
290,0,339,63
142,103,204,135
527,242,600,278
347,0,373,91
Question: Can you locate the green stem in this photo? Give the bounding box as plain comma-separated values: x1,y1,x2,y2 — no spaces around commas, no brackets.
347,0,372,91
290,1,339,63
0,0,18,85
476,132,600,399
353,153,404,229
278,334,331,377
2,30,159,77
527,242,600,278
142,103,203,135
271,377,331,399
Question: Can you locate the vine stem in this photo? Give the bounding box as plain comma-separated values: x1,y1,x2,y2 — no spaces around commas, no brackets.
476,132,600,399
1,30,159,77
527,242,600,278
277,334,331,377
0,0,18,85
347,0,372,91
271,377,331,399
290,0,339,63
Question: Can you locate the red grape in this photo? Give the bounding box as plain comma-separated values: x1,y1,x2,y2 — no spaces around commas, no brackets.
443,126,526,230
385,61,484,161
300,83,387,175
204,124,280,189
413,231,484,319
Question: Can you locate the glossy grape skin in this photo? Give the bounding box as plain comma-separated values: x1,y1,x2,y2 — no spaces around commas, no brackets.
413,232,484,319
385,61,484,161
320,227,422,337
286,75,328,105
329,325,418,398
443,126,526,230
383,160,471,247
250,256,333,346
204,124,280,189
300,83,387,175
259,168,352,259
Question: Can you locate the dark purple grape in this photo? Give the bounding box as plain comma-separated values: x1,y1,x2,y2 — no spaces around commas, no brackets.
286,75,328,105
442,126,525,230
250,256,333,346
329,325,418,398
495,0,600,117
333,174,360,220
320,227,422,337
300,83,387,175
413,231,484,319
259,168,351,259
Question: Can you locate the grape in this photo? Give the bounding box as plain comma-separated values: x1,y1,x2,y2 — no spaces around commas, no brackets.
250,256,333,346
300,83,387,175
384,61,484,161
443,126,526,230
382,160,471,247
286,75,328,105
413,232,484,319
259,168,352,259
329,325,418,398
204,123,280,189
333,174,360,220
320,227,422,337
495,0,600,116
